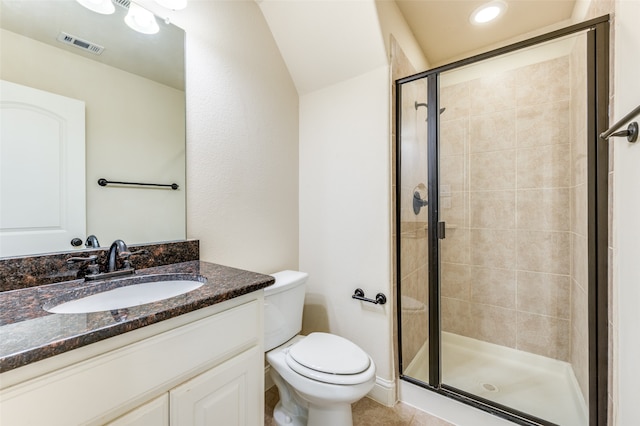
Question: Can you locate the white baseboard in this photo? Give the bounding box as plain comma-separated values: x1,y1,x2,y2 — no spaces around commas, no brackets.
367,376,397,406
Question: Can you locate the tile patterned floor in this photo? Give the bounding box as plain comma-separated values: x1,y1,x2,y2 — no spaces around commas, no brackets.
264,386,454,426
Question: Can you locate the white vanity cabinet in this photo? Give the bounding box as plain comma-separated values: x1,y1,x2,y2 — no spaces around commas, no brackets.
108,347,262,426
107,395,169,426
0,292,264,426
170,346,261,425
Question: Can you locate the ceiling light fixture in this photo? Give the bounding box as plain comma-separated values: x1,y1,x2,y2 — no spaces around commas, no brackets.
470,1,507,25
154,0,187,11
75,0,115,15
125,2,159,34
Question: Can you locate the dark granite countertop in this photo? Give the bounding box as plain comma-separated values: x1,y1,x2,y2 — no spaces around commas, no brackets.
0,261,274,373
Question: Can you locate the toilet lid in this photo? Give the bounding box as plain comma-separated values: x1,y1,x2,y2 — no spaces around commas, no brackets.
288,332,370,375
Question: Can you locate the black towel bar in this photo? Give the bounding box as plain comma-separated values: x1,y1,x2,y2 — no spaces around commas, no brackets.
98,178,179,190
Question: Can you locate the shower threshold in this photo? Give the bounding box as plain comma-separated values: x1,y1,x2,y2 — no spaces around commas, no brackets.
404,332,588,426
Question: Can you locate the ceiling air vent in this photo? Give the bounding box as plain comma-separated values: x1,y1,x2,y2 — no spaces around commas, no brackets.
56,32,105,55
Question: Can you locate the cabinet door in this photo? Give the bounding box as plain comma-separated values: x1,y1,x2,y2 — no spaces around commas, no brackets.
107,395,169,426
170,346,262,426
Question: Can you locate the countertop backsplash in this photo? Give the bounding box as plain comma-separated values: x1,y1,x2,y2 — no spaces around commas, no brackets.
0,240,200,292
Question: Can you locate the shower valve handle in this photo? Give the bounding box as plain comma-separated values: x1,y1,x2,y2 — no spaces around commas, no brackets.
413,191,428,215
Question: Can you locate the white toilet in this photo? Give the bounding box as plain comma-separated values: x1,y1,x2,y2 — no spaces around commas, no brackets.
264,270,376,426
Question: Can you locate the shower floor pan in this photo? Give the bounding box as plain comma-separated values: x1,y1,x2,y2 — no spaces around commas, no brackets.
405,332,588,426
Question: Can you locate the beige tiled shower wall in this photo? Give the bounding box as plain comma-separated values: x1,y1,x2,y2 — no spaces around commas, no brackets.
569,33,590,406
440,56,575,362
399,221,429,365
398,74,430,365
391,37,430,368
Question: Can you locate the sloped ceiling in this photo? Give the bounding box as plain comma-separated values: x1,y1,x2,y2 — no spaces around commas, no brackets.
259,0,388,95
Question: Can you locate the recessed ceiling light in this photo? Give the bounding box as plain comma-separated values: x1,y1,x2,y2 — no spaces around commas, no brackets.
75,0,115,15
470,1,507,25
125,2,159,34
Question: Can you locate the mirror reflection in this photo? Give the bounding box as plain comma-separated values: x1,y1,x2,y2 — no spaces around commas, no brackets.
0,0,186,258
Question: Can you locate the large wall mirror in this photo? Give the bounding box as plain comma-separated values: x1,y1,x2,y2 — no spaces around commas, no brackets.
0,0,186,257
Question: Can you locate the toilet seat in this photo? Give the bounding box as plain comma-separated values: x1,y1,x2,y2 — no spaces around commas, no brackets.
285,333,374,385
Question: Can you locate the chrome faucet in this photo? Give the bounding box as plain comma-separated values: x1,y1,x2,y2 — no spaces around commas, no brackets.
107,239,131,272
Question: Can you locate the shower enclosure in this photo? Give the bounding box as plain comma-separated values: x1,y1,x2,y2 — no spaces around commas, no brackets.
395,17,609,426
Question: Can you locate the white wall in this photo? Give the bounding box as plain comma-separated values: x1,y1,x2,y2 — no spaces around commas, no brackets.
0,28,186,248
170,1,299,273
258,0,395,401
299,65,393,400
258,0,426,403
613,0,640,423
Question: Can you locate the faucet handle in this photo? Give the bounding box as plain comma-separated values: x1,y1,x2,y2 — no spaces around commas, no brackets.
129,249,149,256
66,255,100,276
120,249,148,269
66,255,98,263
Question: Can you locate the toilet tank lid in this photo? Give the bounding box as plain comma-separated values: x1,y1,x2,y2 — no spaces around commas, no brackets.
264,270,309,296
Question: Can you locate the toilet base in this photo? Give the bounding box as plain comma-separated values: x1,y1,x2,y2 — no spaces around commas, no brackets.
271,366,308,426
273,401,307,426
272,397,354,426
307,402,353,426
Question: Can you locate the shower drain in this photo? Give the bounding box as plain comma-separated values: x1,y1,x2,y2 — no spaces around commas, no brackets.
481,382,499,393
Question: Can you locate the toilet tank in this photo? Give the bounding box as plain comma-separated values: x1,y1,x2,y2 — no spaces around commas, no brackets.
264,270,308,351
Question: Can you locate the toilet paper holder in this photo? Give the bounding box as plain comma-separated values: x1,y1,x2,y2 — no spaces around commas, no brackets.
352,288,387,305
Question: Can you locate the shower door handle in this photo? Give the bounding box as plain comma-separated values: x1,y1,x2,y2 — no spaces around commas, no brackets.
438,221,446,239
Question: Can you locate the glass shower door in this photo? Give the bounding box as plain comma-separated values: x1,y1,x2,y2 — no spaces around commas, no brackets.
396,16,609,426
397,77,431,385
438,32,590,426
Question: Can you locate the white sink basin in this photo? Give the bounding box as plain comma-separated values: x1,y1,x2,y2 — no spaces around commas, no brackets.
46,280,204,314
